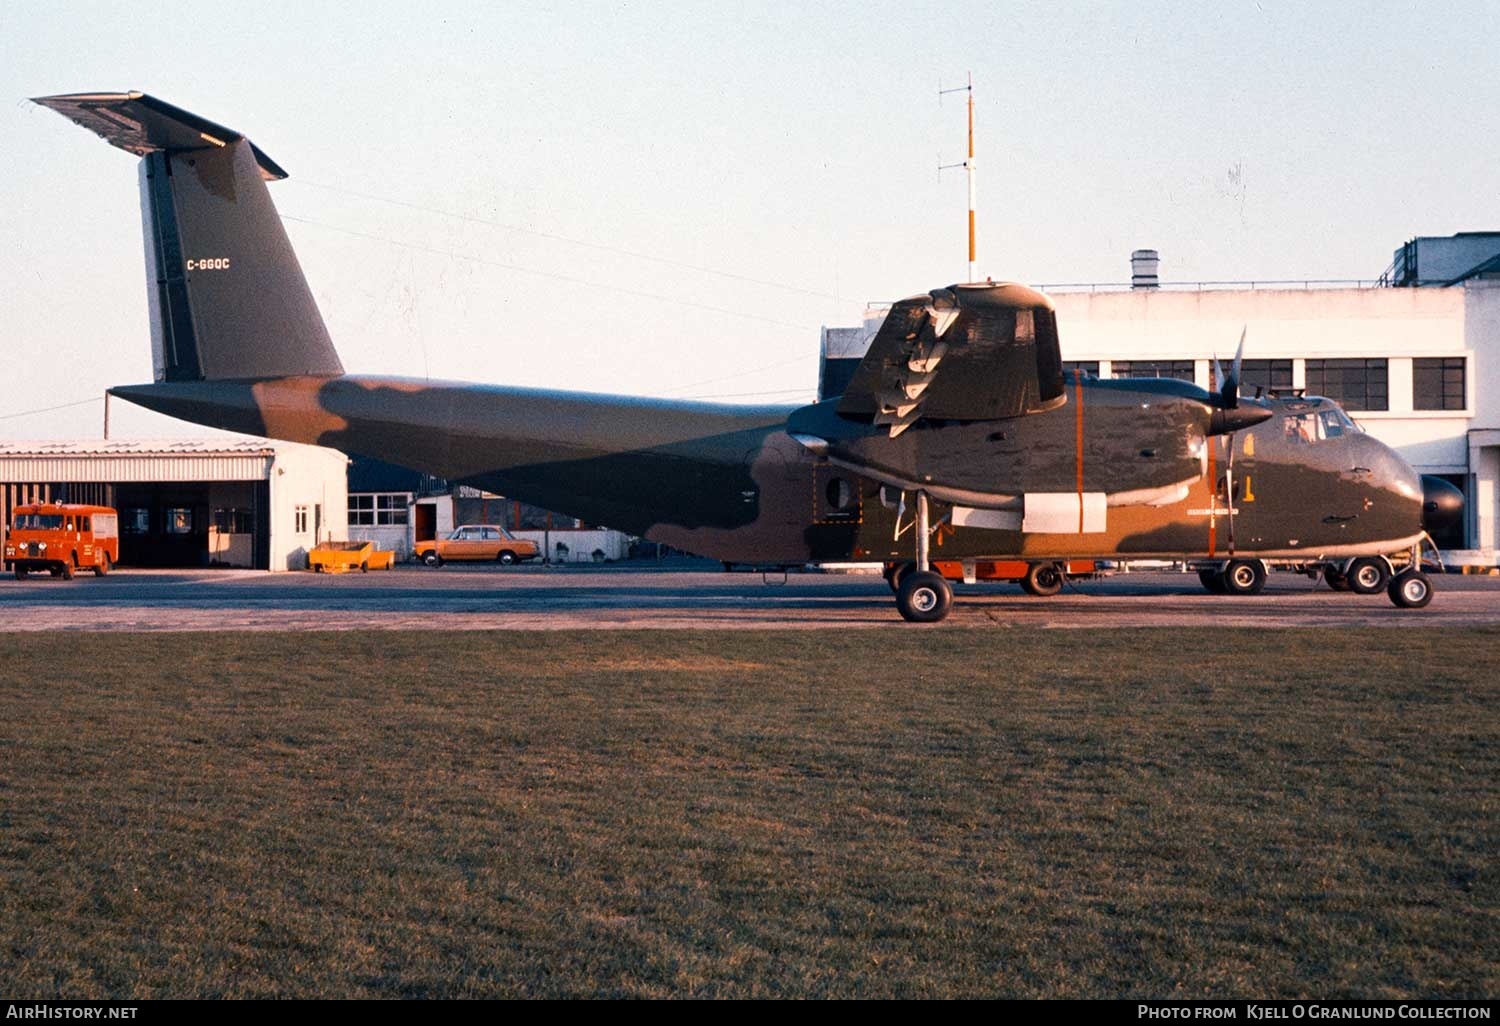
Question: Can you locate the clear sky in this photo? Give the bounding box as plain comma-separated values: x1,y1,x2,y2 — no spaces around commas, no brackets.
2,0,1496,439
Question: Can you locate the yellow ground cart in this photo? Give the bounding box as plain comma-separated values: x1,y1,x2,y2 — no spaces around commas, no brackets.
307,540,395,573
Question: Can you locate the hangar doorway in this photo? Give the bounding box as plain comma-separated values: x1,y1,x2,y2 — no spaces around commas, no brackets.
114,481,270,569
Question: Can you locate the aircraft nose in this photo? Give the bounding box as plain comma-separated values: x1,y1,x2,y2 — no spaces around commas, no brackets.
1421,475,1464,536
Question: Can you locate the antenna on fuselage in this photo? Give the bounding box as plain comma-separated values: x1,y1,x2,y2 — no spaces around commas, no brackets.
939,73,977,284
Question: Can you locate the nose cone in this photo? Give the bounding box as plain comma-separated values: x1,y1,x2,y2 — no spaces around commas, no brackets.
1421,476,1465,536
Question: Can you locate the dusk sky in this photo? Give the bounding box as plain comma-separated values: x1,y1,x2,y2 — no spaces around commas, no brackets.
3,1,1496,439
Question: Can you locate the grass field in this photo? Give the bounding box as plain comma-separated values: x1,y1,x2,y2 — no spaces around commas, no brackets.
0,629,1495,999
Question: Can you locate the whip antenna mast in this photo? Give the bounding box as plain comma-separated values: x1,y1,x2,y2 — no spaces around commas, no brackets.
939,73,977,283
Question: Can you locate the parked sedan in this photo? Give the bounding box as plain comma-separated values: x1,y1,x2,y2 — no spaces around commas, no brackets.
415,525,540,567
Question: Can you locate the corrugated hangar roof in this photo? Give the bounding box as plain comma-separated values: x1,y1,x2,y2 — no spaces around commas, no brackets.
0,438,277,457
0,438,289,483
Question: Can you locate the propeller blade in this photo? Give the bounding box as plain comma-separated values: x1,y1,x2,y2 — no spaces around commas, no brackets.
1215,326,1248,410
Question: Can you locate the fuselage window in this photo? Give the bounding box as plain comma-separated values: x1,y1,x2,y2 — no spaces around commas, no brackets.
826,477,854,511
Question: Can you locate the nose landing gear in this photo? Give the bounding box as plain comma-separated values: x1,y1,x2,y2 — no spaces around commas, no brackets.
1386,541,1434,609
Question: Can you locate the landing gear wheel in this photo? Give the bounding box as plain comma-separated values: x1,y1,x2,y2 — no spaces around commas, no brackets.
498,551,517,565
1345,557,1389,595
1198,568,1228,594
886,562,916,594
1387,570,1433,609
93,554,111,577
423,552,442,567
1221,559,1266,596
1324,568,1351,591
1020,562,1065,597
896,571,953,623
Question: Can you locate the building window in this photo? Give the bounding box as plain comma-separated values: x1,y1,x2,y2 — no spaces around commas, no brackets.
1061,361,1100,379
349,493,411,527
123,508,149,534
1237,359,1293,396
1413,357,1466,411
1110,360,1195,381
1303,359,1388,411
164,508,194,534
295,506,309,534
214,508,255,534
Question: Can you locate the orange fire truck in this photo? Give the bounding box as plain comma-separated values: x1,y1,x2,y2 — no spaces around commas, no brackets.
4,503,119,579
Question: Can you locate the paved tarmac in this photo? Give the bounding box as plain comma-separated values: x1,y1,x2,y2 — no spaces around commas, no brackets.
2,561,1499,630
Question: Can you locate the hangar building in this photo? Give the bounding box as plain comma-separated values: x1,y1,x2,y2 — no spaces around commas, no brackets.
820,233,1500,562
0,439,348,571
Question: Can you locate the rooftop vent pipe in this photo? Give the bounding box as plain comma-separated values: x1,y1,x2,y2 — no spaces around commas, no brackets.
1131,249,1160,289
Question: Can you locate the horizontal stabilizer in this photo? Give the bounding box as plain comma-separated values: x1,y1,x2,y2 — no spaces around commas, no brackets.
32,91,288,180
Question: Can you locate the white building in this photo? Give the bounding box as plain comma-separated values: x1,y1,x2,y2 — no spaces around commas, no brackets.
820,237,1500,562
0,439,349,571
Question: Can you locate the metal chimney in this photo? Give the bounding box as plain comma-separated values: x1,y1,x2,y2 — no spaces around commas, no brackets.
1131,249,1160,289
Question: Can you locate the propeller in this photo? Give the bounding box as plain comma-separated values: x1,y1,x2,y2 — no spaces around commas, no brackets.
1213,327,1246,409
1211,327,1250,553
1208,327,1267,436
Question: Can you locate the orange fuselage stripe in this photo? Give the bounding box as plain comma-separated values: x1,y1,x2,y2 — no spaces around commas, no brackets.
1207,437,1217,556
1074,369,1085,533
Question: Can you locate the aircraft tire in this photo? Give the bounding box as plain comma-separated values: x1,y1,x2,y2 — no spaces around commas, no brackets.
1198,568,1228,594
896,571,952,623
1022,562,1065,597
1346,557,1389,595
1387,570,1433,609
1221,559,1266,596
887,562,916,593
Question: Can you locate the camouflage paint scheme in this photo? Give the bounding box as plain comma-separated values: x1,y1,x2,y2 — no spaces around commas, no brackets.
40,91,1433,579
111,377,1426,566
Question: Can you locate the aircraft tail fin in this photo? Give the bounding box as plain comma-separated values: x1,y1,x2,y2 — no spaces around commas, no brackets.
33,92,343,382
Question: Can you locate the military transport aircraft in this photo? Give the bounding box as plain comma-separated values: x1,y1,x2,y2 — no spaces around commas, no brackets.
34,92,1462,621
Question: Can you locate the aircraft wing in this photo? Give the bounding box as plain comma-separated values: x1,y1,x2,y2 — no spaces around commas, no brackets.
836,282,1067,436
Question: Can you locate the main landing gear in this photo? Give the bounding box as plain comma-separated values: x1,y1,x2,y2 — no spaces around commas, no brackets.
1196,559,1267,596
893,492,954,623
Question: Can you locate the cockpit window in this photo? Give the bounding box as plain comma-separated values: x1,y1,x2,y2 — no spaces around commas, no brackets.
1283,412,1322,444
1282,407,1360,444
1325,406,1361,434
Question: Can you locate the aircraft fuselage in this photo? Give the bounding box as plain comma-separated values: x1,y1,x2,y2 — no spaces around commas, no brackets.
113,375,1426,566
